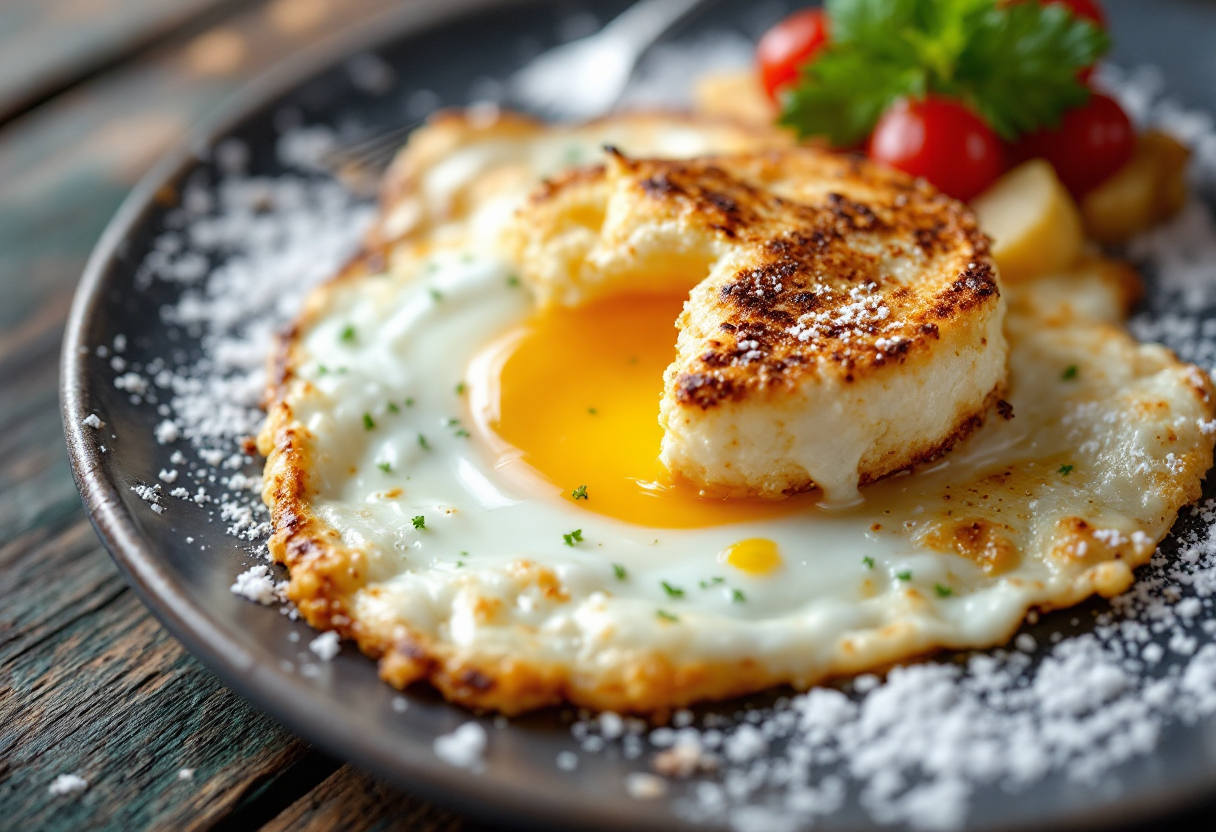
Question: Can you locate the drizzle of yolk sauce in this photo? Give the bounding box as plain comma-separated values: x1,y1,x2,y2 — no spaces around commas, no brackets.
469,291,815,528
720,538,783,575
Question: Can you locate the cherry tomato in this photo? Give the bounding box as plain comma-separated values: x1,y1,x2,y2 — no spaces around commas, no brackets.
756,8,829,102
1012,92,1134,196
867,96,1005,202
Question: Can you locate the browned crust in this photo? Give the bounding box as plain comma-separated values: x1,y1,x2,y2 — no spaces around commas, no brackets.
515,147,998,405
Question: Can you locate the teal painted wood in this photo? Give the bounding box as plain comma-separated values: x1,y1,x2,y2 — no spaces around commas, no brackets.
0,0,243,124
0,0,498,829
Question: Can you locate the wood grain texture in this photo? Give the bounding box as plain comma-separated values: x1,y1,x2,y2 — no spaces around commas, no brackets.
0,0,500,830
0,0,247,124
262,766,480,832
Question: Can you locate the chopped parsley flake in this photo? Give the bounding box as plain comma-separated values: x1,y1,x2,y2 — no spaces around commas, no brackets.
1059,464,1074,476
563,529,583,546
506,275,520,288
699,577,725,589
362,413,376,430
411,515,426,530
1062,364,1079,380
455,382,466,395
896,570,913,581
444,417,459,427
935,584,954,598
863,556,875,569
588,408,598,415
316,364,328,375
455,561,464,568
612,563,627,580
656,609,679,622
572,484,588,500
404,398,415,407
387,402,399,413
454,428,470,438
429,288,443,301
661,581,685,599
732,589,747,603
418,434,430,451
377,461,392,473
339,325,356,343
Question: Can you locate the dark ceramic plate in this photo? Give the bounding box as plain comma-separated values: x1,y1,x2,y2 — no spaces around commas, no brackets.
61,1,1216,829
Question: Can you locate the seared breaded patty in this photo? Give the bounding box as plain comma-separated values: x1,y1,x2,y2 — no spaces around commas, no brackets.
505,147,1007,501
368,109,792,251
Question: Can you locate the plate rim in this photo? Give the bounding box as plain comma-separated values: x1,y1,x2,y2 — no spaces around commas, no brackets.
57,1,1216,829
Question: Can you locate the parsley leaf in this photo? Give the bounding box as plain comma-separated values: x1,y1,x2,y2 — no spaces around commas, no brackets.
863,556,875,569
661,581,685,599
1059,464,1074,476
935,583,954,598
411,515,426,530
362,413,376,430
955,2,1108,138
1062,364,1079,380
656,609,679,622
612,563,628,580
572,484,588,500
563,529,584,546
781,0,1108,144
377,461,392,473
896,570,913,581
732,589,747,603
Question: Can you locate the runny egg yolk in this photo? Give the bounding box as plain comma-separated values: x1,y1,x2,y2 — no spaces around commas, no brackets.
720,538,783,575
469,292,814,528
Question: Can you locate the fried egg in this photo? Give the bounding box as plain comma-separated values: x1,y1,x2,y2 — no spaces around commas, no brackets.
258,111,1215,715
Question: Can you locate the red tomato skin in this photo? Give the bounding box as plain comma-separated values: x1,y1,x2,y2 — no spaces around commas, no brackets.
1012,92,1135,196
867,97,1005,202
756,8,829,102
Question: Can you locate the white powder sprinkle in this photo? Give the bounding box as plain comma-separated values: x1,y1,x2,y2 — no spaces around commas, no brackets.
154,420,181,445
308,631,341,661
48,773,88,796
229,565,283,606
556,750,579,771
82,414,103,429
391,696,409,713
433,722,487,770
177,768,194,781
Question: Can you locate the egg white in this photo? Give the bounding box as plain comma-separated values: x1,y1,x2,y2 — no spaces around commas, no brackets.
258,114,1215,714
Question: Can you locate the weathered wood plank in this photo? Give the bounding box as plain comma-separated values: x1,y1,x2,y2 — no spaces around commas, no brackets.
0,0,243,124
0,516,312,832
0,0,433,830
260,766,477,832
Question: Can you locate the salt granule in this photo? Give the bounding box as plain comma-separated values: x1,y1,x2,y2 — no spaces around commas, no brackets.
48,773,88,796
433,722,487,770
308,631,341,662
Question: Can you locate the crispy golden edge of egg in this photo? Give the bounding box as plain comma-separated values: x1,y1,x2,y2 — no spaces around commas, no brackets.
256,111,1216,716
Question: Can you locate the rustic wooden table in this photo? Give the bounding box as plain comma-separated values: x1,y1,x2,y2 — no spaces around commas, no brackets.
3,1,1216,830
0,1,499,828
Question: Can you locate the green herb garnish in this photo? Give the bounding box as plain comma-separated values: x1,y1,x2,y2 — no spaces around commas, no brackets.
1062,364,1079,380
418,434,430,451
572,485,588,500
863,556,875,569
661,581,685,599
1059,464,1074,476
411,515,426,530
612,563,628,580
935,583,954,598
362,413,376,430
656,609,679,622
339,324,356,343
780,0,1109,145
896,570,913,581
377,461,392,473
563,529,584,546
732,589,747,603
